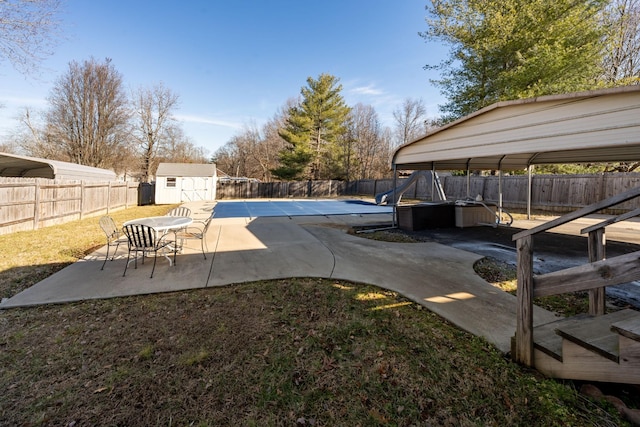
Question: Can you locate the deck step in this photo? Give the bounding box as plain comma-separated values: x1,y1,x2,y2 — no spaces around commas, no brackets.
612,314,640,341
556,309,640,363
533,314,590,362
533,309,640,363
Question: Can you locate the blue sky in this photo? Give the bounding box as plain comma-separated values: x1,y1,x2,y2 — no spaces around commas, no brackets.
0,1,447,156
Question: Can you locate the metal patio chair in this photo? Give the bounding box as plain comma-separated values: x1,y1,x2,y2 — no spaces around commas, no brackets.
99,216,127,270
165,206,192,242
166,206,191,217
174,217,213,259
122,223,176,278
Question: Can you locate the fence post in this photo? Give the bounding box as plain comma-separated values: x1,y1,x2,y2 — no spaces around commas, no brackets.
107,181,112,214
33,179,41,230
80,181,85,219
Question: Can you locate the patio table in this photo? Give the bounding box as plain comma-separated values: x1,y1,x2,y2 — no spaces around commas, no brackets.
123,216,193,232
123,216,193,265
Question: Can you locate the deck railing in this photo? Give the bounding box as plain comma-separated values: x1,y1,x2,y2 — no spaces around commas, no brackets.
511,186,640,366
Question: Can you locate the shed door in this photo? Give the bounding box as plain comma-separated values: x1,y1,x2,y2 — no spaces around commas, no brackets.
181,177,210,201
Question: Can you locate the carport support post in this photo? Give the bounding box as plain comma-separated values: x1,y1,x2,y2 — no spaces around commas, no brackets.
466,165,471,199
498,170,503,221
515,235,534,366
392,164,398,227
431,165,436,202
527,165,533,220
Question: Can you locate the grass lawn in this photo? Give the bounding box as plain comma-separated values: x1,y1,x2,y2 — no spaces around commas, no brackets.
0,206,628,426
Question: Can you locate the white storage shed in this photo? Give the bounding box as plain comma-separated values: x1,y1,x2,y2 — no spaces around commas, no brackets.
155,163,217,204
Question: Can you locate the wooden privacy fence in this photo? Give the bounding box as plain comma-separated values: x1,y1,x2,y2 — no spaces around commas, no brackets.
216,173,640,214
216,180,345,199
345,173,640,214
0,178,139,235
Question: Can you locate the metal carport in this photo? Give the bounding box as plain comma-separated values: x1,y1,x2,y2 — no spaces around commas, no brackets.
392,86,640,215
0,153,116,181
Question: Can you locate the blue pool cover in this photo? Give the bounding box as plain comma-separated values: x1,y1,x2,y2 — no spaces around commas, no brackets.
213,199,393,218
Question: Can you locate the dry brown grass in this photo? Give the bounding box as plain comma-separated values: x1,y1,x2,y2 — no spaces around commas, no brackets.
0,207,627,426
0,279,624,426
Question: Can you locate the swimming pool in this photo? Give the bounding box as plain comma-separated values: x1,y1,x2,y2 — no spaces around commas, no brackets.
213,199,393,218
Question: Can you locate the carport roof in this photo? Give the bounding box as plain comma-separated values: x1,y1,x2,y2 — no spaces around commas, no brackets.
0,152,116,180
392,86,640,171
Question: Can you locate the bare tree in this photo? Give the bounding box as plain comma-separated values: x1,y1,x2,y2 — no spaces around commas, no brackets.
17,107,59,159
346,103,389,180
161,124,208,163
0,0,64,75
43,58,132,170
601,0,640,84
392,98,428,147
212,100,291,181
253,110,290,181
132,83,180,182
212,140,240,177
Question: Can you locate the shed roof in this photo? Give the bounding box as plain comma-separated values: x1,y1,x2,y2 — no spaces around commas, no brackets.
393,86,640,171
0,152,117,180
156,163,216,177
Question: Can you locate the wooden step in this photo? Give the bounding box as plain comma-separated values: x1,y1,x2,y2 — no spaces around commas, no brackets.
555,309,640,363
532,309,640,384
533,309,640,363
612,314,640,341
533,314,590,362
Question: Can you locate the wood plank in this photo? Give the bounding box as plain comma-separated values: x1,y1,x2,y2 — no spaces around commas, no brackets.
587,228,606,315
559,340,638,383
515,235,534,366
533,340,640,384
612,315,640,342
581,207,640,234
532,315,592,362
534,251,640,297
619,336,640,367
555,309,639,362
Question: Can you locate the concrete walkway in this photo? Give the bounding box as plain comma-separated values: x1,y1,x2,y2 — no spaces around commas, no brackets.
0,201,563,354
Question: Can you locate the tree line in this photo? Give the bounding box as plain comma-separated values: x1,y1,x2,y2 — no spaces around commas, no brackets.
4,57,208,181
215,0,640,181
213,76,431,182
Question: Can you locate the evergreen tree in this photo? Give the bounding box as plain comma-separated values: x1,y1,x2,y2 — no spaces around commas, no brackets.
273,73,351,180
421,0,607,121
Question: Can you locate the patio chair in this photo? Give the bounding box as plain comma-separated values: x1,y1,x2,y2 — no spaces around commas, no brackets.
174,217,213,259
122,223,176,278
166,206,191,217
99,216,127,270
166,206,192,241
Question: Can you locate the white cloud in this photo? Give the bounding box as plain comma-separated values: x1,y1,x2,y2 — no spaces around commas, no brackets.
349,84,385,97
174,114,243,130
0,95,48,109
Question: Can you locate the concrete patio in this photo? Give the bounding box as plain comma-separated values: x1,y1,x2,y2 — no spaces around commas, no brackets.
0,201,567,354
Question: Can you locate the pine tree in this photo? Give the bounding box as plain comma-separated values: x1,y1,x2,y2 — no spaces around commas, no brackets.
273,73,351,180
